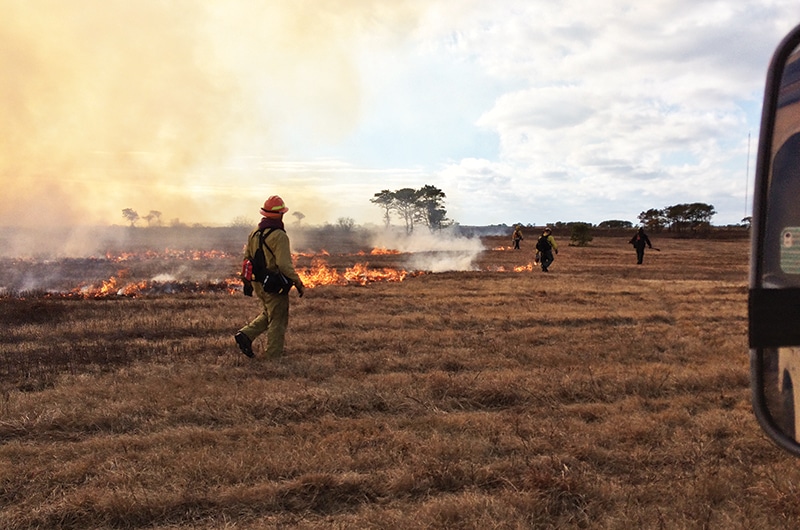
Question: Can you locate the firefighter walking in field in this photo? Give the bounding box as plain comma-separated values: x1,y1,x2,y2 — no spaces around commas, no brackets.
236,195,305,359
629,227,653,265
512,225,524,249
536,227,558,272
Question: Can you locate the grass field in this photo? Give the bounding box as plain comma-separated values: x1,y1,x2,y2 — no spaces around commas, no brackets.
2,233,800,529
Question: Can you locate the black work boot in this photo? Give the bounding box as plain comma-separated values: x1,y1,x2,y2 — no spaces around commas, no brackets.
235,332,254,358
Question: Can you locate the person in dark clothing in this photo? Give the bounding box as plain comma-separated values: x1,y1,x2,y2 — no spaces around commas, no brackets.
629,227,653,264
536,227,558,272
512,225,524,249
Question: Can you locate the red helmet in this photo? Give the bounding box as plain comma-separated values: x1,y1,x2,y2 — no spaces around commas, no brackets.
260,195,288,217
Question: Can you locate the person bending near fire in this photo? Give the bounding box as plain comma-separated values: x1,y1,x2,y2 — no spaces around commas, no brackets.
235,195,305,359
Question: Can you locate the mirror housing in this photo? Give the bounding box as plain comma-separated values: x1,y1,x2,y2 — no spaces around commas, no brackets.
750,22,800,456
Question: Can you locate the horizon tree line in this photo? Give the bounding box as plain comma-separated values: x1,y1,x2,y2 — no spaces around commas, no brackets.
637,202,716,233
120,199,718,233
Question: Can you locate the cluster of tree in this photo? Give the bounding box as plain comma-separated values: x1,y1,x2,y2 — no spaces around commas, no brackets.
637,202,716,233
122,209,204,228
229,211,307,229
597,220,634,229
122,208,163,227
371,185,450,234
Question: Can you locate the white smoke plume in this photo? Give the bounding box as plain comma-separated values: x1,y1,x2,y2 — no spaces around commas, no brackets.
370,227,485,272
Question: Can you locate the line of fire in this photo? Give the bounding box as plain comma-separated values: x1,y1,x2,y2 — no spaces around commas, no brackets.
1,245,536,300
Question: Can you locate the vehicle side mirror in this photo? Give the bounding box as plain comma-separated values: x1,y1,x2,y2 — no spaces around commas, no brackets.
750,22,800,456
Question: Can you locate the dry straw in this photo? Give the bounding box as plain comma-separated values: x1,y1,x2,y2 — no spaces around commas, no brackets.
2,234,797,529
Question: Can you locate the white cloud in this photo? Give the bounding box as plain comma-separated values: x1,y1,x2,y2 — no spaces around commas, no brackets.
413,0,800,225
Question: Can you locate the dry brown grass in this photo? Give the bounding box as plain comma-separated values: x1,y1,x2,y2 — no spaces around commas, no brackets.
2,234,798,529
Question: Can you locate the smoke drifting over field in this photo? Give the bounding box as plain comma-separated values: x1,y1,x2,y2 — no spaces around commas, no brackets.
1,2,422,227
369,228,484,272
0,223,487,296
0,223,485,265
0,226,247,259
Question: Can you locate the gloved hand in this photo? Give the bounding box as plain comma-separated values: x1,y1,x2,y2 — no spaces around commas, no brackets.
295,283,305,298
243,281,253,297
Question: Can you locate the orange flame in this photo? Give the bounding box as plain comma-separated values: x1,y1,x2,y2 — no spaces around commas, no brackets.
297,258,413,288
65,268,240,299
485,263,534,273
32,245,435,300
103,249,234,262
369,247,401,255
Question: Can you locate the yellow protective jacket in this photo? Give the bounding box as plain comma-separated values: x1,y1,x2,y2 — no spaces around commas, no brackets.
244,224,303,287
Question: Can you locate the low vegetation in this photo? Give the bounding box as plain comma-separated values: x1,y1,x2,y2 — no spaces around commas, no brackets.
2,235,798,529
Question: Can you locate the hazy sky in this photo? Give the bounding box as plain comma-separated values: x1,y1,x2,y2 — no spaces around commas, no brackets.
2,0,798,228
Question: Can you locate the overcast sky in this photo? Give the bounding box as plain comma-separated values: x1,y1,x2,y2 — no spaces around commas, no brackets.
2,0,799,228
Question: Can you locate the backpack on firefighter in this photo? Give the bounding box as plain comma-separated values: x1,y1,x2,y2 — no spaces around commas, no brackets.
535,234,552,252
241,228,292,295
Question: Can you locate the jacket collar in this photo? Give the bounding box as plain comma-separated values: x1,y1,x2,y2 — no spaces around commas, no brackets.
258,216,284,231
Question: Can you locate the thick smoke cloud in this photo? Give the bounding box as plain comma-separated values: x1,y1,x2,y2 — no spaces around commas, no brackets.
2,2,235,226
0,1,423,231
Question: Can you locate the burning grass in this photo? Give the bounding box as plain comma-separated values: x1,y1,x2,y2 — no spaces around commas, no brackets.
0,249,422,299
3,233,799,528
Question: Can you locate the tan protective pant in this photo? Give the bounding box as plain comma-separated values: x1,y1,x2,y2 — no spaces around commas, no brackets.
239,282,290,358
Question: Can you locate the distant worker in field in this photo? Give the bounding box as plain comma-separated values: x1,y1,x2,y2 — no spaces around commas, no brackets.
536,227,558,272
512,225,524,249
629,227,653,265
236,195,305,360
